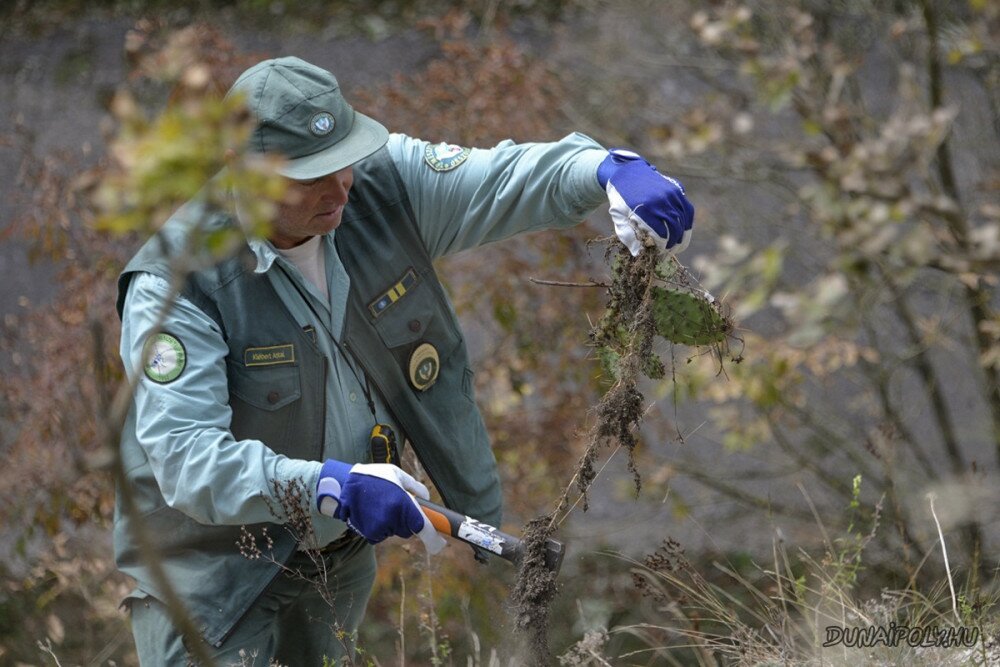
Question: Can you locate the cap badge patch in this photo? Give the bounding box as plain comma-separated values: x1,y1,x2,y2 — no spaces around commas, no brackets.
143,333,186,384
408,343,440,391
424,142,471,172
310,111,335,137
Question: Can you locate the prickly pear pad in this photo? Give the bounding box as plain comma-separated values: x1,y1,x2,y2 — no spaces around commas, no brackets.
592,248,734,384
650,257,731,346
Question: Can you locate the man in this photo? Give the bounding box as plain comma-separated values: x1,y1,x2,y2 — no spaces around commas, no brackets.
116,56,693,665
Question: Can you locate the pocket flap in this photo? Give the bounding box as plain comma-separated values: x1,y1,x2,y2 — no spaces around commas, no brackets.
372,281,437,349
227,360,302,411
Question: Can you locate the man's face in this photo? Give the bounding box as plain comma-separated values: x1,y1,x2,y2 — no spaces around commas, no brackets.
270,166,354,249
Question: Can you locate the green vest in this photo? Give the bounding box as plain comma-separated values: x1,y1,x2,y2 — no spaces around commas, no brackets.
115,148,501,647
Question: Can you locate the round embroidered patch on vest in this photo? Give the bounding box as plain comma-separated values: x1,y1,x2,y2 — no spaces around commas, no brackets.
143,333,187,384
310,111,336,137
424,142,471,172
408,343,440,391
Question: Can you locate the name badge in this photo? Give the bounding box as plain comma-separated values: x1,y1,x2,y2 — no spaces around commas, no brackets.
244,344,296,367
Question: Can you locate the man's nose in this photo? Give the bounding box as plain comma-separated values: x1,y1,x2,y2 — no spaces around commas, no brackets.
320,170,351,202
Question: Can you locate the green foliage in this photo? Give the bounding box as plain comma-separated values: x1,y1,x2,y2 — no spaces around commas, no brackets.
95,88,285,244
829,474,872,590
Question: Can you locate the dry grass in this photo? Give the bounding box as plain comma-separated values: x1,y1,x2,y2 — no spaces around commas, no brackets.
608,482,999,666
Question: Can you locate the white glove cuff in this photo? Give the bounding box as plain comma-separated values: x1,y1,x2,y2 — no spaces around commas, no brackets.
317,477,342,517
608,183,667,257
673,228,692,255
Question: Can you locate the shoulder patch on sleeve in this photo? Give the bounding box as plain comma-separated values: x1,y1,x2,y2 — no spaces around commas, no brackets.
143,332,187,384
424,142,471,172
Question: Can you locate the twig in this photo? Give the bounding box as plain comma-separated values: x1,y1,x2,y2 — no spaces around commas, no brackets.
418,549,444,665
86,625,129,667
920,0,1000,481
94,224,240,667
857,317,938,481
670,460,818,524
796,482,833,557
548,399,658,534
877,264,966,477
554,443,623,529
528,277,608,288
37,639,63,667
398,572,406,667
460,597,482,667
927,492,960,623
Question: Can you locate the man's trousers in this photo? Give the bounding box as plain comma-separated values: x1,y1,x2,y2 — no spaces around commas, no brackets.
128,537,376,666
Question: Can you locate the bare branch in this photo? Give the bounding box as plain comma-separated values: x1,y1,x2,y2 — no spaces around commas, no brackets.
528,277,608,288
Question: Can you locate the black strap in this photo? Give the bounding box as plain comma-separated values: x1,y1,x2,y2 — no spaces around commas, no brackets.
275,260,380,423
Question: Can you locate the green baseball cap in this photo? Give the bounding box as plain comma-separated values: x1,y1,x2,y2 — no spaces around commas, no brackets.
227,57,389,180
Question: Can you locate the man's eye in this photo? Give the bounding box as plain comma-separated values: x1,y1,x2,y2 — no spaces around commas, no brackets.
297,178,320,187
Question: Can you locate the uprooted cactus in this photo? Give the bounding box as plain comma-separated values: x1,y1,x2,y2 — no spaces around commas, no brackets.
511,241,740,664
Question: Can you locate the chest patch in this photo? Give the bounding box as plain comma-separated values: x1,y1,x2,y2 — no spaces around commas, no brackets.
244,344,296,367
369,267,419,318
408,343,440,391
424,142,471,172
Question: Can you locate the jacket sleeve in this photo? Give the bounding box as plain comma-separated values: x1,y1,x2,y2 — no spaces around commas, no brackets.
386,132,608,259
120,271,323,526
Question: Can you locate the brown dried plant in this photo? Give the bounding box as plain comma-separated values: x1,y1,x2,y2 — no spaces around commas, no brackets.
237,478,374,667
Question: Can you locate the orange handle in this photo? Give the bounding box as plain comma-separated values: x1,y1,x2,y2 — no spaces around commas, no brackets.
420,504,452,535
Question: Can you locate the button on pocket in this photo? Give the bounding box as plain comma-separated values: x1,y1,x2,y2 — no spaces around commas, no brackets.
372,280,438,349
227,361,302,411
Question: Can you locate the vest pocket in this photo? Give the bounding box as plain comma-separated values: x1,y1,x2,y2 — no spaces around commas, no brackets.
226,360,302,411
371,278,460,355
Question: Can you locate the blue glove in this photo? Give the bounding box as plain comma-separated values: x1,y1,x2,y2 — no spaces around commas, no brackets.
317,460,446,554
597,149,695,256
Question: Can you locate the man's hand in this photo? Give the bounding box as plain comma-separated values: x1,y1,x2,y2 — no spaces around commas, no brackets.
316,461,446,554
597,149,695,256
